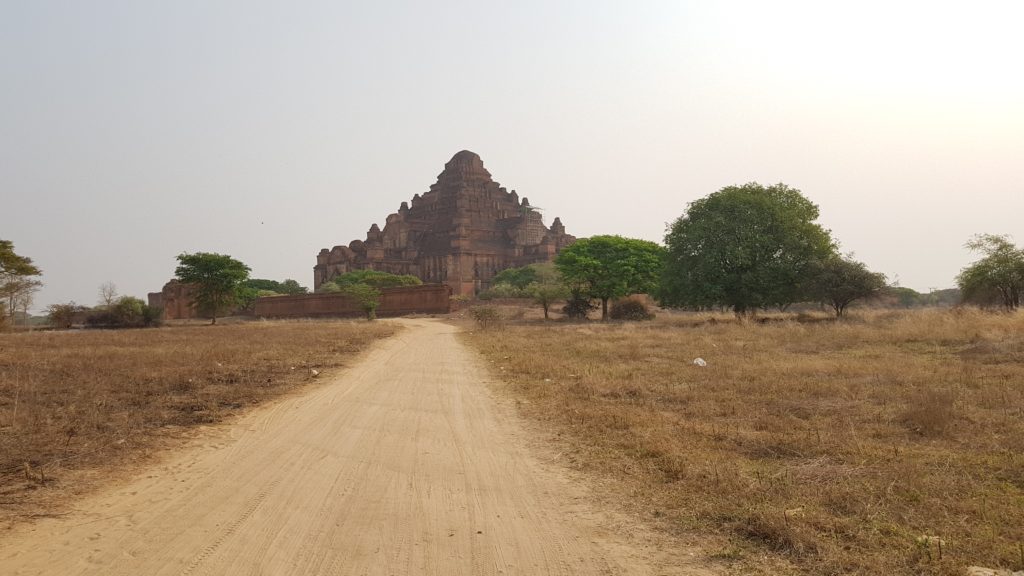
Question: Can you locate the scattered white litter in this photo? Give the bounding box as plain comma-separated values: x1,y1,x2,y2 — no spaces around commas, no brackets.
692,358,707,367
310,369,320,377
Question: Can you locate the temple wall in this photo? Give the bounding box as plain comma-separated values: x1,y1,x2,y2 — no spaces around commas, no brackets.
254,284,452,318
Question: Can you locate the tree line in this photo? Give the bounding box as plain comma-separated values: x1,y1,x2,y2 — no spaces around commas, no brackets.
3,179,1021,330
483,182,1022,319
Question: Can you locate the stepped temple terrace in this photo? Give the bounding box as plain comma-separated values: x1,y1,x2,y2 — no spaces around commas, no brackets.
314,151,575,296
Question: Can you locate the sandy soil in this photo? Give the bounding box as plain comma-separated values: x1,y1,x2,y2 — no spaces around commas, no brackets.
1,319,712,575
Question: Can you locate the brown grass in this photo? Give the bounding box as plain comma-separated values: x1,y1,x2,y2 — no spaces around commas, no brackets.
0,319,396,525
463,308,1024,575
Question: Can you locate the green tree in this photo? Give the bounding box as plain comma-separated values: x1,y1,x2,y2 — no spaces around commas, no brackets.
555,235,665,320
341,283,382,320
525,263,570,320
319,270,422,292
278,279,308,295
243,278,309,295
1,240,43,327
661,183,836,317
956,234,1024,310
492,266,538,290
174,252,251,324
804,256,887,317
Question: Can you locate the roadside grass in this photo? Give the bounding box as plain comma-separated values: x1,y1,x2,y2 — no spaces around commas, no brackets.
0,320,396,525
464,308,1024,575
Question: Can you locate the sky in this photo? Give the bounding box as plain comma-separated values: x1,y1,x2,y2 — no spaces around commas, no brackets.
2,1,1022,311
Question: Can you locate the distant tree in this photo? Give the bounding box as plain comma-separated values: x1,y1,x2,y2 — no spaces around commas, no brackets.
242,278,309,295
98,282,118,308
174,252,251,324
84,295,162,328
317,282,342,294
555,235,665,320
319,270,421,292
525,263,569,320
804,256,887,317
492,266,539,290
956,234,1024,310
661,183,836,317
341,283,381,320
0,240,42,328
278,279,308,295
47,302,87,329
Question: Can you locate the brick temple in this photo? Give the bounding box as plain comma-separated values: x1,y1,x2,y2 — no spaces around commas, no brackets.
314,151,575,296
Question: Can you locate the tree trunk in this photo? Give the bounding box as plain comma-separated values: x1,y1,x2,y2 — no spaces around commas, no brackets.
542,302,549,320
601,298,609,320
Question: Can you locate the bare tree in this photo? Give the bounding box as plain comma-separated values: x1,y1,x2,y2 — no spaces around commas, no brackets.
98,281,119,308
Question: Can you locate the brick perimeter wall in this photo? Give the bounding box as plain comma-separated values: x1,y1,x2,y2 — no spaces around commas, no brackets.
254,284,452,318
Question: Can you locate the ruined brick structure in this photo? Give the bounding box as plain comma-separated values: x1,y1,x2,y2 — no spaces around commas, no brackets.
315,151,575,295
148,280,198,320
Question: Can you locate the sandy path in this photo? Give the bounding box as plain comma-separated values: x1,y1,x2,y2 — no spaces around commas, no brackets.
1,319,710,575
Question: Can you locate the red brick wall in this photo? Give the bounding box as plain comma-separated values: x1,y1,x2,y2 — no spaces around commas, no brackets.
254,284,451,318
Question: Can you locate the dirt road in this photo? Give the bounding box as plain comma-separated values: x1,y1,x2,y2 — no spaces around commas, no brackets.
2,319,709,575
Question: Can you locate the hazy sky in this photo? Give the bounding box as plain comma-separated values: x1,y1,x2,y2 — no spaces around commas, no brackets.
3,1,1022,311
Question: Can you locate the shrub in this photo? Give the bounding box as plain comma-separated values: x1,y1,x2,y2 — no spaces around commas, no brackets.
469,306,503,330
610,299,655,321
562,290,597,320
479,282,529,300
85,296,161,328
47,302,87,328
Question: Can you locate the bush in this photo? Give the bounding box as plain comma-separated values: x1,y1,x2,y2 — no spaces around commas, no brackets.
610,299,655,321
469,306,503,330
478,282,529,300
562,290,597,320
47,302,87,328
85,296,162,328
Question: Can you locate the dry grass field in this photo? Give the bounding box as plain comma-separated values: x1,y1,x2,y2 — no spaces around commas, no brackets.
464,308,1024,575
0,320,396,526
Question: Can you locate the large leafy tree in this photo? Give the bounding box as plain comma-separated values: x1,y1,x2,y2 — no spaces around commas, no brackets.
175,252,251,324
555,235,665,320
804,256,887,317
956,234,1024,310
1,240,43,326
661,183,836,316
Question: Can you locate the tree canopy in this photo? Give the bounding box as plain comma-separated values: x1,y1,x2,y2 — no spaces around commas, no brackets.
660,182,836,316
243,278,308,295
804,256,887,317
555,235,665,320
524,263,569,320
491,266,538,290
1,240,43,327
1,240,41,277
956,234,1023,310
174,252,251,324
319,270,422,292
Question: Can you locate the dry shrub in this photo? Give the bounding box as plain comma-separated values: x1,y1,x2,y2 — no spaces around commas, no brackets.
903,386,959,436
0,320,396,525
610,299,654,321
465,309,1024,575
469,306,504,330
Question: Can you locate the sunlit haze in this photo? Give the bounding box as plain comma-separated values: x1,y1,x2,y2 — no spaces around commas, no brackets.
3,1,1021,310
